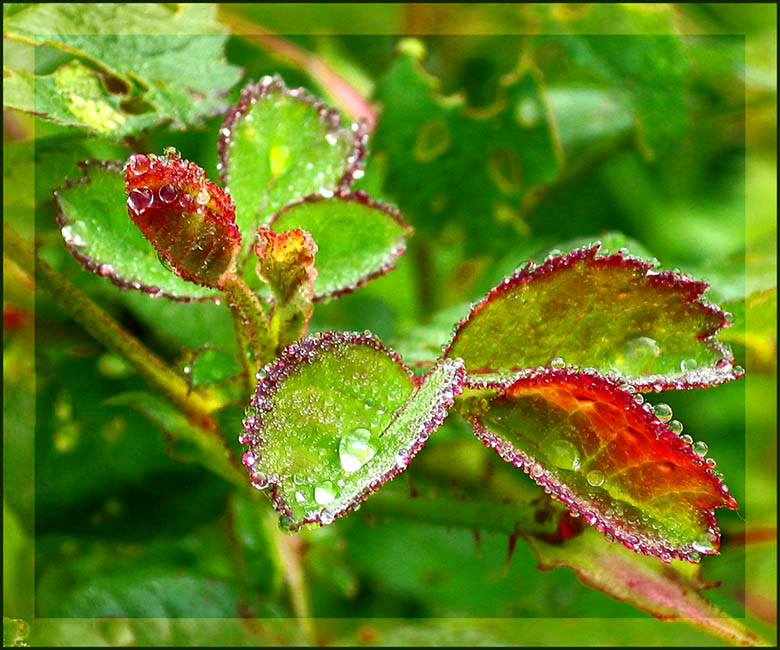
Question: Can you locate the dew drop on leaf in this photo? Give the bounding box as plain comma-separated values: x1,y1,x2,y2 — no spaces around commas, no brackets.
314,481,336,505
680,358,698,372
338,428,376,473
680,434,693,445
546,439,581,471
550,356,566,369
127,187,154,212
620,336,661,372
691,440,709,457
196,188,210,205
158,182,177,203
652,402,673,422
586,469,606,487
668,419,684,435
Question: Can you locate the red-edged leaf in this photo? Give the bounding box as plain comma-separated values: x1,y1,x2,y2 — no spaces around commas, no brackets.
239,331,465,530
445,245,741,391
124,149,241,289
462,368,737,563
526,528,765,646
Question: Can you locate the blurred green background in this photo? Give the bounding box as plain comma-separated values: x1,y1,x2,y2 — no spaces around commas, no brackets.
3,3,776,646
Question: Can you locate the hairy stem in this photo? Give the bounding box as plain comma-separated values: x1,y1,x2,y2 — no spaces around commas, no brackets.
221,272,276,369
4,222,224,427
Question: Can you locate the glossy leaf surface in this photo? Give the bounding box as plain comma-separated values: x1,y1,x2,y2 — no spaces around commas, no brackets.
240,331,464,529
464,368,737,562
218,75,367,247
53,162,217,300
445,245,740,391
269,192,412,300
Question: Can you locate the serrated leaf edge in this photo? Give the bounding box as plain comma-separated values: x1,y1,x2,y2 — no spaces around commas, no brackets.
52,160,219,302
467,367,737,564
269,189,414,301
240,330,465,528
444,244,742,391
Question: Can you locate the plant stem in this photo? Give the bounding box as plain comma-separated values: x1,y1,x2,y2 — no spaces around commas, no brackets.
261,508,317,645
3,223,224,427
221,272,276,369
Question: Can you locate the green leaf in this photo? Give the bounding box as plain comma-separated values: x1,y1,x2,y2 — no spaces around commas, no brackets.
183,346,242,389
533,6,690,159
269,192,412,300
218,75,367,249
239,331,465,529
53,161,218,300
371,46,562,253
445,245,740,391
4,4,242,137
50,570,242,618
526,528,766,647
462,368,737,563
3,618,30,648
3,60,159,137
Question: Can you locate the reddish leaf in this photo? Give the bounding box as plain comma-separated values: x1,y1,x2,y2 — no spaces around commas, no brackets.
463,368,737,563
526,528,766,647
445,245,741,391
124,149,241,289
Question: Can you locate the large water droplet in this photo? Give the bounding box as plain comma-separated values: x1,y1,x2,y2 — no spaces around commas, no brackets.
128,153,149,175
691,440,709,456
652,403,673,422
127,187,154,212
550,357,566,369
668,419,684,435
159,183,177,203
680,358,698,372
680,434,693,445
546,439,581,471
320,509,335,525
530,462,544,477
196,188,210,205
339,428,375,473
314,481,336,505
620,336,661,373
586,469,605,487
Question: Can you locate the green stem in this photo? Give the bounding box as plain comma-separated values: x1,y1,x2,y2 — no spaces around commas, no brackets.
221,272,276,369
261,508,316,645
361,490,560,537
4,223,224,426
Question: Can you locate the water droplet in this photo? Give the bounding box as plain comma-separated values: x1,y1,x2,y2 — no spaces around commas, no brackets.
619,336,661,373
691,440,709,456
634,393,645,404
546,439,580,471
127,187,154,212
242,451,256,467
681,358,698,372
295,491,306,503
159,183,177,203
586,469,605,487
705,457,717,468
652,403,673,422
320,509,335,525
395,449,410,468
314,481,336,505
251,474,270,490
339,428,375,473
128,153,149,174
515,97,540,127
668,419,684,435
550,357,565,369
196,188,210,205
724,311,735,324
531,463,544,478
680,434,693,445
